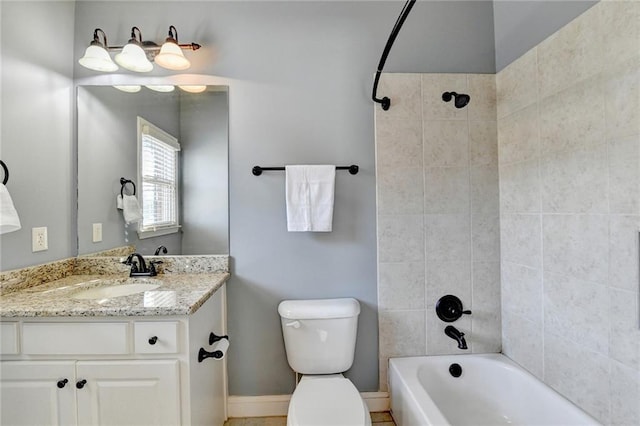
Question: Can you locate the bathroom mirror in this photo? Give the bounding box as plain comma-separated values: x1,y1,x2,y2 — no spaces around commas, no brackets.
77,85,229,256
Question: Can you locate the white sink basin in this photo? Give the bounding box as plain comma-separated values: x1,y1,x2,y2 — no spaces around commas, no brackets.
72,282,161,300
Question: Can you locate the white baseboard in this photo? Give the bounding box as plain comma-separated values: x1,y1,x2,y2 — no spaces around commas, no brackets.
228,392,389,418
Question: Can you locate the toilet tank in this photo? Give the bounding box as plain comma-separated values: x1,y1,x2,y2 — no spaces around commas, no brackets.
278,298,360,374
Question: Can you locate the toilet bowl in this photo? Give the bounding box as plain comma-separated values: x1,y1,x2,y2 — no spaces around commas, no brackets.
287,375,371,426
278,298,371,426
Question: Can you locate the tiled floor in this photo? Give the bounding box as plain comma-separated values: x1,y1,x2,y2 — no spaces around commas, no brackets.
224,411,396,425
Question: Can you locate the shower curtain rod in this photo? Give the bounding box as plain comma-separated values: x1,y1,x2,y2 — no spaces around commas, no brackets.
372,0,417,111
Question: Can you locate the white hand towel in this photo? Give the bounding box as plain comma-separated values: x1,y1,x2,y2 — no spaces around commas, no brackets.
0,185,21,234
286,165,336,232
122,194,143,224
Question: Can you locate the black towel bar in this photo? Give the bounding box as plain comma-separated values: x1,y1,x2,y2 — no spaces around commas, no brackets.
252,165,359,176
120,177,136,197
0,160,8,185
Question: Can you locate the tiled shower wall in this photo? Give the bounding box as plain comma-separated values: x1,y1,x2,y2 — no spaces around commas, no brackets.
375,73,500,391
496,2,639,424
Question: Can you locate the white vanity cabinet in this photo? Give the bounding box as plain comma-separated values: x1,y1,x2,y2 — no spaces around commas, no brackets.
0,284,227,426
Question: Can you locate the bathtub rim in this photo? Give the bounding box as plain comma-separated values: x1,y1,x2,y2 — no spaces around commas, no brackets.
388,353,601,426
388,355,450,425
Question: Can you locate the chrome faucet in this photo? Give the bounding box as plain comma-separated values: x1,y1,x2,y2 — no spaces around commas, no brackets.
444,325,468,350
122,253,160,277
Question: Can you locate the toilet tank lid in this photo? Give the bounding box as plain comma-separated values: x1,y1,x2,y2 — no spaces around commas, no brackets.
278,298,360,319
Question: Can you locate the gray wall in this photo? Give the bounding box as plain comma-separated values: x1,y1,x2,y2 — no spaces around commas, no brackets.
493,0,598,71
180,90,229,255
77,87,181,256
0,1,76,271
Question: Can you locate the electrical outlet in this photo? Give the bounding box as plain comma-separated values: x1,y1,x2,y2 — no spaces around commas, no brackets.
32,227,48,252
92,223,103,243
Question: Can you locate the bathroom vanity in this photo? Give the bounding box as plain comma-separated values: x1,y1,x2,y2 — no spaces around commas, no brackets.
0,270,229,426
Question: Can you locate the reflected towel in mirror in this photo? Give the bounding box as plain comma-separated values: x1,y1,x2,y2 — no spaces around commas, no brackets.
118,194,143,224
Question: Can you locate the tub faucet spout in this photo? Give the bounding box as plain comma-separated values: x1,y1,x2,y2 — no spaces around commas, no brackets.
444,325,468,350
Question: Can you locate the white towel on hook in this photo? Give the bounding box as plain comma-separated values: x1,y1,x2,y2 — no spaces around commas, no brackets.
121,194,143,224
285,165,336,232
0,184,21,234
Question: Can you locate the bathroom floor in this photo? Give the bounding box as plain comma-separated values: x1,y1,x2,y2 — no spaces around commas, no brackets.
224,412,396,425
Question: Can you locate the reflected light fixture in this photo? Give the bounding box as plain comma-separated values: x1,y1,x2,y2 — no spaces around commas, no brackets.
146,85,175,93
115,27,153,72
155,26,191,71
78,29,118,72
79,26,201,73
178,85,207,94
114,85,142,93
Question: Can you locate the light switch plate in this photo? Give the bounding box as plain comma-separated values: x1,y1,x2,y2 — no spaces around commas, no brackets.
32,227,48,252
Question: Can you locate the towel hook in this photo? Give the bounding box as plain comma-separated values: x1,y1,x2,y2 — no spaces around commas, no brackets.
120,177,136,197
0,160,8,185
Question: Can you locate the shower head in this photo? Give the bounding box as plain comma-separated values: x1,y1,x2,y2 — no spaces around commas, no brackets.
442,92,470,109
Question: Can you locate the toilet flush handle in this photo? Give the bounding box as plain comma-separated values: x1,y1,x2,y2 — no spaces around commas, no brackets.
285,321,301,329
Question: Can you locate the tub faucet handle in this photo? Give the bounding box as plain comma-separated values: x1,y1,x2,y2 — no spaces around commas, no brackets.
436,295,471,322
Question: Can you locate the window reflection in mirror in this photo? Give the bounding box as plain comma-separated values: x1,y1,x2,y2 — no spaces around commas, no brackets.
77,86,229,257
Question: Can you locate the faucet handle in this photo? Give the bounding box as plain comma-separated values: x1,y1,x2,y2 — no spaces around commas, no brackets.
149,260,163,276
436,295,471,322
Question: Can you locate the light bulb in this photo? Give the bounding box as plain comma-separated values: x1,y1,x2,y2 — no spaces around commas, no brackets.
79,45,118,72
115,43,153,73
178,85,207,93
114,85,141,93
154,41,190,71
146,85,175,93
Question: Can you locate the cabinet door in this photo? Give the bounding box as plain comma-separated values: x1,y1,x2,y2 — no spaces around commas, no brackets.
75,360,180,426
0,361,76,426
188,284,227,426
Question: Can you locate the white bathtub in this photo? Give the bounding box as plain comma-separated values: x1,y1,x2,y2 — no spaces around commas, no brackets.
389,354,600,426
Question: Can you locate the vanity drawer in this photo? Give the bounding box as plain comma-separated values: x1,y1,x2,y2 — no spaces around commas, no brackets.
134,321,179,354
22,322,129,355
0,323,19,354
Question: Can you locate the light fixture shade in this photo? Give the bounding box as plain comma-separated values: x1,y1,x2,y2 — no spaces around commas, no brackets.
114,85,142,93
146,85,175,93
178,85,207,94
154,42,191,70
115,43,153,72
79,45,118,72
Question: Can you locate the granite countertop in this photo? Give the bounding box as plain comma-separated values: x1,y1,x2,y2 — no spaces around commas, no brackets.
0,273,229,318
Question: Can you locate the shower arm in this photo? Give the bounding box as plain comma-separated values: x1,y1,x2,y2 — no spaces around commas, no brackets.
372,0,416,111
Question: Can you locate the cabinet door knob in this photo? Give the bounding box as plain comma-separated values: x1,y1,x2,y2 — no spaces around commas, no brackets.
148,336,158,345
76,379,87,389
57,379,68,389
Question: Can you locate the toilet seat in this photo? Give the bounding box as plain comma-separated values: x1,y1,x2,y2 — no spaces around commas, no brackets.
287,375,371,426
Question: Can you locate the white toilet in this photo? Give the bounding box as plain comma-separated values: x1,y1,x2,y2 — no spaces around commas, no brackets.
278,298,372,426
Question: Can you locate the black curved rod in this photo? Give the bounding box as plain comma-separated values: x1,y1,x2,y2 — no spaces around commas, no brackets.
120,177,136,197
372,0,417,111
0,160,8,185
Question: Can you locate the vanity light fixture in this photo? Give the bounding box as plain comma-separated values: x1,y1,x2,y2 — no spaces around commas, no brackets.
155,26,191,71
145,85,175,93
79,26,201,73
114,85,142,93
178,85,207,94
115,27,153,73
78,29,118,72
